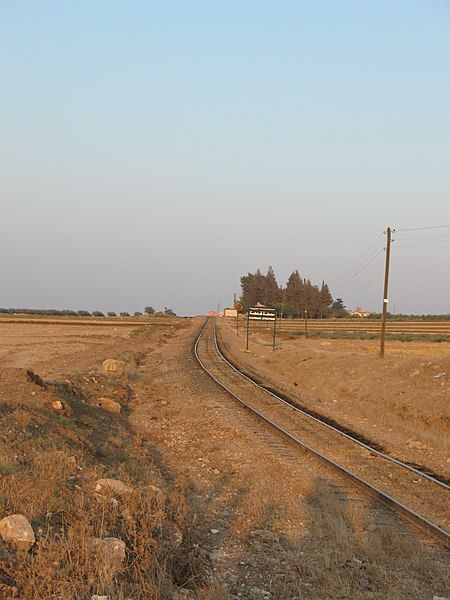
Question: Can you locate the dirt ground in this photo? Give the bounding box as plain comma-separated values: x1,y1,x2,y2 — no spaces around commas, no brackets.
0,319,448,599
218,320,449,481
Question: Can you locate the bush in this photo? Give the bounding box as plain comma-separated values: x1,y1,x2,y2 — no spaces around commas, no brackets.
144,306,155,315
107,312,117,317
120,312,130,317
92,311,105,317
134,311,143,316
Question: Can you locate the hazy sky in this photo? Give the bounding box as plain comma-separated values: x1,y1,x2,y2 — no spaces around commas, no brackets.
1,1,449,315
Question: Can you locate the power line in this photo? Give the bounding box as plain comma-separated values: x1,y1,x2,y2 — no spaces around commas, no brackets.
395,237,450,248
357,254,385,306
395,234,450,241
396,224,450,232
333,249,385,289
329,233,383,285
331,246,382,286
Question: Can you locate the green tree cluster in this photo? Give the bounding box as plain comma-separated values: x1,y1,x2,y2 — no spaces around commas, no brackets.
240,267,343,318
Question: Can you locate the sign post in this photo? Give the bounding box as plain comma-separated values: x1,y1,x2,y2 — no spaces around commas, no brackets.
234,302,242,336
247,306,277,351
246,312,250,350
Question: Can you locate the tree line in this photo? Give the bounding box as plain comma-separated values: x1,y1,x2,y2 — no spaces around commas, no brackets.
240,267,347,318
0,306,177,317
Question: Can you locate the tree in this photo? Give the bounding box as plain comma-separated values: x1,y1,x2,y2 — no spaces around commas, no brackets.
318,281,333,318
107,311,117,317
263,266,279,307
285,270,304,317
92,311,105,317
120,312,130,317
331,298,348,318
144,306,155,315
134,311,143,316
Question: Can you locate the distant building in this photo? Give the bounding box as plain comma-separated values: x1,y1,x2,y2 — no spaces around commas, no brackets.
349,306,376,317
220,308,238,317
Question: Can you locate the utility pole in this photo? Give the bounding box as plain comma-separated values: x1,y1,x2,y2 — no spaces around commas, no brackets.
303,279,308,338
380,227,392,358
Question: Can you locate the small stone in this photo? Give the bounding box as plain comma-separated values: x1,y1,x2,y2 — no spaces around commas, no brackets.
91,596,109,600
51,400,63,411
210,529,219,535
0,514,35,551
98,398,121,414
92,537,126,565
102,359,125,377
359,577,369,588
95,478,131,496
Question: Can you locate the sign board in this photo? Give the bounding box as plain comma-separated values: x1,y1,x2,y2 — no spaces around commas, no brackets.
246,306,277,351
234,302,243,313
248,307,276,321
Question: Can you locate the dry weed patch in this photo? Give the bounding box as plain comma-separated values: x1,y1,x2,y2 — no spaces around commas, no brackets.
0,365,213,598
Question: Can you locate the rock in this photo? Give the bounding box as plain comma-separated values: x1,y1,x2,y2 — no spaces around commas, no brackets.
98,398,121,414
92,537,126,565
0,514,35,551
432,597,448,600
51,400,63,411
102,359,125,377
210,528,219,534
433,372,446,380
95,478,131,497
91,596,110,600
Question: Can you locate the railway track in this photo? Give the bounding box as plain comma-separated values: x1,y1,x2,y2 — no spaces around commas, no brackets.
194,318,450,546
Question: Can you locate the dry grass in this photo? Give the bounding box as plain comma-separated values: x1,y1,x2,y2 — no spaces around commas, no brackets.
0,367,215,599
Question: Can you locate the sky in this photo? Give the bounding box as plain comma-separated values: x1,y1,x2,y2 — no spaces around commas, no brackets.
1,1,449,316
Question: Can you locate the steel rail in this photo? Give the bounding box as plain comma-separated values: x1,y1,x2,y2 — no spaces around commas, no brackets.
194,318,449,545
215,322,449,491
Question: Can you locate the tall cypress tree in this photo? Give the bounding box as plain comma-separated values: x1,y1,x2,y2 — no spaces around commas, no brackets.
264,266,279,307
318,281,333,318
285,270,303,317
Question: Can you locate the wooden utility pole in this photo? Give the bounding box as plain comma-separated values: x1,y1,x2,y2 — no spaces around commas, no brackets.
304,279,308,338
380,227,392,358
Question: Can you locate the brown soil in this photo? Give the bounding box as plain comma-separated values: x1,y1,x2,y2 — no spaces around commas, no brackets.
0,319,448,599
218,320,449,481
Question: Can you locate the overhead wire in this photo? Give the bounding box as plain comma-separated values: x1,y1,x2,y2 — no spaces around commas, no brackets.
329,233,383,285
395,237,450,248
333,249,385,289
394,234,450,241
396,224,450,232
356,253,385,306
